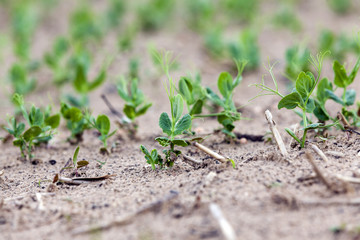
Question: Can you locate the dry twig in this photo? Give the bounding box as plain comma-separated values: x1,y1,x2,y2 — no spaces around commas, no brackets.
192,142,227,163
209,203,236,240
309,144,329,162
305,152,333,191
264,110,288,157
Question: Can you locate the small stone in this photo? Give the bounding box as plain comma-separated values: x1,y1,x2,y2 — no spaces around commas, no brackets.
49,160,57,165
239,138,247,144
205,172,217,186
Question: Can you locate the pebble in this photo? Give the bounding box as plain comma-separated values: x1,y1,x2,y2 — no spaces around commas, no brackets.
49,160,57,165
239,138,247,144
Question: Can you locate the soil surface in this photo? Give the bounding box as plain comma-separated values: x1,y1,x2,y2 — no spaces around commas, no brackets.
1,1,360,240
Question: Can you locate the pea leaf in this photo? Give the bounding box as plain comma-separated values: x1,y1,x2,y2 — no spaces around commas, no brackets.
96,115,111,135
136,103,152,117
77,160,89,169
296,72,315,99
178,77,193,104
333,60,349,88
172,139,189,147
45,114,60,129
317,78,332,104
326,90,344,105
29,106,44,126
155,137,171,147
172,94,184,122
23,126,42,142
174,114,191,135
159,112,172,135
278,92,304,110
88,69,106,91
189,99,203,115
344,89,356,106
305,98,315,113
73,146,80,167
123,104,136,120
218,72,233,99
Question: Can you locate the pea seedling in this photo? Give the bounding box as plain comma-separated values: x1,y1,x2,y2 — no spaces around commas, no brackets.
8,62,36,95
85,112,117,151
284,44,311,82
60,146,89,176
117,77,152,127
4,94,60,159
60,102,90,144
252,52,338,148
193,60,246,138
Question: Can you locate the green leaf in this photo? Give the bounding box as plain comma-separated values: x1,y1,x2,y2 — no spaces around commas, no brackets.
278,92,304,110
333,61,349,88
218,72,233,98
285,128,301,143
344,89,356,106
305,98,315,113
172,94,184,122
88,69,106,91
317,78,332,103
29,106,44,126
174,114,191,135
313,101,330,121
73,64,87,93
96,115,111,135
172,139,189,147
123,104,136,120
45,114,60,129
159,112,172,135
295,72,315,99
13,139,24,147
117,79,131,102
135,103,152,117
73,146,80,167
12,93,24,107
304,123,322,130
23,126,42,142
178,77,193,104
348,57,360,84
140,145,150,156
155,137,171,147
189,100,203,115
326,90,344,105
206,88,225,108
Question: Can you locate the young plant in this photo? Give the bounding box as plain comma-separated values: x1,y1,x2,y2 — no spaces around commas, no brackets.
228,29,260,70
272,4,301,32
60,102,90,144
8,62,36,95
140,145,163,170
284,44,311,82
4,94,60,159
252,52,338,148
117,77,152,124
61,146,89,176
194,61,246,138
85,112,117,150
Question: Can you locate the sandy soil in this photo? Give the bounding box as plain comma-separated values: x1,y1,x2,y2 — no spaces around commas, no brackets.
1,0,360,239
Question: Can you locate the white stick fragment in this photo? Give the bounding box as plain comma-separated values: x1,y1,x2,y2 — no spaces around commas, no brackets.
35,193,45,211
209,203,236,240
193,142,227,163
181,154,203,165
335,174,360,184
265,110,288,157
310,144,329,162
305,152,333,191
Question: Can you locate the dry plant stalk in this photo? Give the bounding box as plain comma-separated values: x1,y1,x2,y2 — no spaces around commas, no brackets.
193,142,227,163
288,123,299,148
72,190,179,235
181,154,202,166
305,152,333,191
57,175,115,185
209,203,236,240
264,110,288,157
335,174,360,184
309,144,329,162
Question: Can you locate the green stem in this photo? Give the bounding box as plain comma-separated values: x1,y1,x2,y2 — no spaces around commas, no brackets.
301,108,307,148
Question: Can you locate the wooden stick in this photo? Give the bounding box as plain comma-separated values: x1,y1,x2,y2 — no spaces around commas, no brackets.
181,154,202,166
305,152,333,190
193,142,227,163
35,193,45,211
209,203,236,240
72,190,179,235
309,144,328,162
265,110,288,157
335,174,360,184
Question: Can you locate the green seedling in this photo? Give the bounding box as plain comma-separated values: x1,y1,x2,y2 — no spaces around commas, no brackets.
4,94,60,159
252,52,338,148
140,145,163,170
117,77,152,133
223,0,259,23
69,4,102,44
8,62,36,95
85,112,117,149
194,60,246,138
228,29,260,70
177,74,207,121
136,0,175,31
318,30,359,62
104,0,125,30
44,36,71,86
118,25,138,52
326,57,360,126
272,4,301,32
185,0,215,32
61,146,89,176
204,27,226,58
60,102,90,144
285,44,311,82
327,0,351,14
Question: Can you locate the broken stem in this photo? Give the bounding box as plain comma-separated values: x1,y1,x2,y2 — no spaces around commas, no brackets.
209,203,236,240
305,152,333,191
309,144,328,162
265,110,288,157
193,142,227,163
